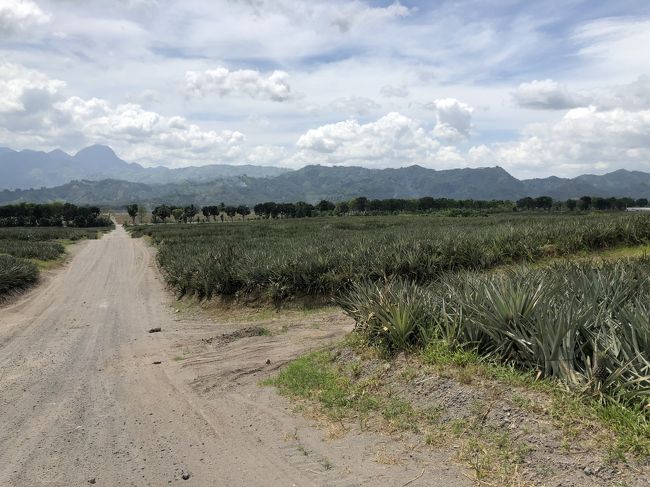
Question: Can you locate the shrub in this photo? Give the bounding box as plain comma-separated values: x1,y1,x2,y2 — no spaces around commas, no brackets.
339,260,650,407
0,255,38,296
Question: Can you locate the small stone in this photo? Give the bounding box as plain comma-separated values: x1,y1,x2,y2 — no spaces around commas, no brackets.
148,327,162,333
181,471,191,480
88,479,96,485
152,361,162,365
583,466,594,476
265,359,271,365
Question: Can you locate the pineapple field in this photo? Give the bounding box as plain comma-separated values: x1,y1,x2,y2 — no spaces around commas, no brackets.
131,211,650,411
338,260,650,407
130,212,650,303
0,226,110,298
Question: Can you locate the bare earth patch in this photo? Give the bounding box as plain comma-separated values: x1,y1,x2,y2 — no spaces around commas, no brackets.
164,305,474,486
278,345,650,487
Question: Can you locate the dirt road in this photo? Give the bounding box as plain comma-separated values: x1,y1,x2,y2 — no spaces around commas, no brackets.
0,226,470,486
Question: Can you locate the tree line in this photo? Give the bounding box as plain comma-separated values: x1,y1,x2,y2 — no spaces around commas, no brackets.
0,203,112,227
127,194,648,224
516,196,648,211
142,203,251,224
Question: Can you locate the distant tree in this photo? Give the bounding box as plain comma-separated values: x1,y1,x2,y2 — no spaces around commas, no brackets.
593,197,608,211
209,205,220,221
153,205,171,223
62,203,77,224
566,199,577,211
254,202,278,218
236,205,251,221
253,203,266,218
268,202,280,218
334,201,349,215
516,197,535,211
367,199,383,212
183,204,198,223
126,204,138,224
225,206,237,221
635,198,649,207
578,196,592,211
316,200,335,213
418,197,436,212
278,203,296,218
138,205,147,224
619,197,635,209
172,208,184,222
201,206,211,222
350,196,368,213
534,196,553,211
294,201,314,218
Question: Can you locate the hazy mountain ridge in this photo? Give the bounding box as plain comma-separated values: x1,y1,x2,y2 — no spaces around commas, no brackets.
0,145,290,189
2,159,650,207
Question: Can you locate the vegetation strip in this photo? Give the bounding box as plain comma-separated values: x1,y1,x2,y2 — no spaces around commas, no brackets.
338,259,650,407
0,255,38,296
130,212,650,303
0,224,113,298
269,341,649,486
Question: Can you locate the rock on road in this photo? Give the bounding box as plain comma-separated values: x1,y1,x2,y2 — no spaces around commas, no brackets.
0,226,470,486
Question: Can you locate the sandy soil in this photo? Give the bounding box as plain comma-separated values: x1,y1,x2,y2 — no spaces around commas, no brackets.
0,225,471,486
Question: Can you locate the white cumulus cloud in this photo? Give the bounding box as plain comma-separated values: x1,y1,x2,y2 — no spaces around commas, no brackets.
185,67,292,102
293,112,468,169
512,79,585,110
590,76,650,111
0,62,247,167
0,62,63,114
430,98,474,140
0,0,49,36
56,97,247,165
493,106,650,177
0,62,66,133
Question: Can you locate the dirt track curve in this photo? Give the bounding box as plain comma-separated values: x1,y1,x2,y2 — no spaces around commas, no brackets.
0,226,470,486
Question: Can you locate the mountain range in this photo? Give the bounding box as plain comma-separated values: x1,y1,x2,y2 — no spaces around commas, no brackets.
0,145,289,189
1,145,650,206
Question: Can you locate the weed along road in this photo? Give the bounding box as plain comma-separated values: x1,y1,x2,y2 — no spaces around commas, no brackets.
0,225,471,486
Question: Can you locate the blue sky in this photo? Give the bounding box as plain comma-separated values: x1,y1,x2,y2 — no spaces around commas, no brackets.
1,0,650,178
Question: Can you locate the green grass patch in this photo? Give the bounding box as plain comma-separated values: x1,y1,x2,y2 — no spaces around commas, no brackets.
420,341,481,367
268,351,353,412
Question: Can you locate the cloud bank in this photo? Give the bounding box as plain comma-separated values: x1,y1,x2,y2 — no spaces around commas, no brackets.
0,1,650,178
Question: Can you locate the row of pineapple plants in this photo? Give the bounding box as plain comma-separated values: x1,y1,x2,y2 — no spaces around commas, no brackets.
337,259,650,407
132,213,650,303
0,226,105,297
